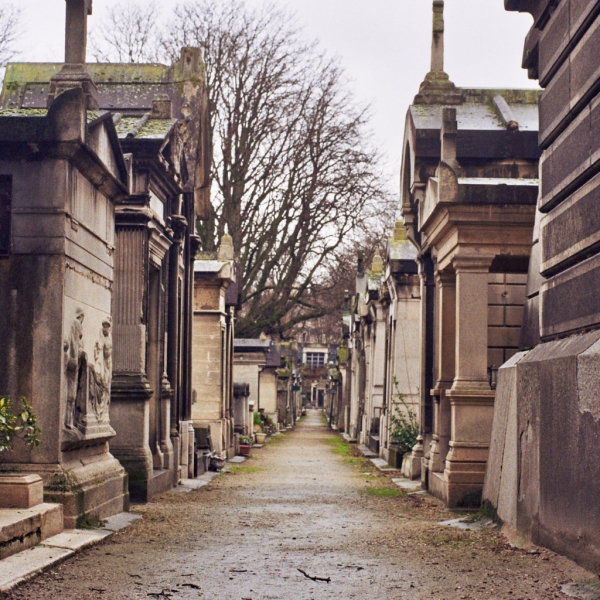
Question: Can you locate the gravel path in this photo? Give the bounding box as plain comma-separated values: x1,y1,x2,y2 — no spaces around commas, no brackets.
2,410,595,599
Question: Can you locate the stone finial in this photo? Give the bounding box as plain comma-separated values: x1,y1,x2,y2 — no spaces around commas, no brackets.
393,221,408,242
371,249,384,274
431,0,444,73
414,0,463,106
47,0,99,110
218,226,234,261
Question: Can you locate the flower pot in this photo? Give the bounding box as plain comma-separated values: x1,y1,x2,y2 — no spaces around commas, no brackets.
239,444,252,457
210,455,226,471
255,432,267,444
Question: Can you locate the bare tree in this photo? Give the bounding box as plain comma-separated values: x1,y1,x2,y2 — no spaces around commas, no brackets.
0,3,21,67
90,1,163,63
94,0,393,338
165,0,392,338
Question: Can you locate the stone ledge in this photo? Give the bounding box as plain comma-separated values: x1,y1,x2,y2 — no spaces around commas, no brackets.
0,546,74,592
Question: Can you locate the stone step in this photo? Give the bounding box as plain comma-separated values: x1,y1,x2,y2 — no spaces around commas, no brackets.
392,477,423,491
0,511,142,592
369,457,397,472
0,503,63,561
357,444,378,458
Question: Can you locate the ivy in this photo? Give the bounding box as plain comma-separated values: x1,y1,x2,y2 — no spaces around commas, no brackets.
0,396,41,453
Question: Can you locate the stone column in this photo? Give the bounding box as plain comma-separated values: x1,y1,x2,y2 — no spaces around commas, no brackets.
407,252,435,480
444,254,495,507
429,269,455,475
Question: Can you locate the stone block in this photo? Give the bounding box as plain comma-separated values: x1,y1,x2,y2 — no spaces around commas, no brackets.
541,171,600,274
539,0,570,82
506,305,525,326
483,351,526,527
488,305,504,326
540,252,600,338
540,107,591,208
539,64,571,146
0,474,43,509
570,15,600,105
487,347,505,368
488,327,522,348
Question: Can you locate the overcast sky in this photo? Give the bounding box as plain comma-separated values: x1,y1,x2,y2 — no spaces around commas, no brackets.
12,0,537,188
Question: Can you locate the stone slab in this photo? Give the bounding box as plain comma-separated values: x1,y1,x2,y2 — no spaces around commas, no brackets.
370,458,397,472
172,472,220,494
0,503,64,560
252,444,264,448
40,529,112,551
0,546,74,592
438,517,497,531
392,478,422,491
228,456,246,464
357,445,378,458
101,512,142,532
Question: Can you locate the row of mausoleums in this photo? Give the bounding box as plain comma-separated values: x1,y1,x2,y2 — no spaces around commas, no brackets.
337,0,600,574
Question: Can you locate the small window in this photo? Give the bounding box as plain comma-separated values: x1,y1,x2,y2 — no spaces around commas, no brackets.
305,352,325,368
0,176,11,256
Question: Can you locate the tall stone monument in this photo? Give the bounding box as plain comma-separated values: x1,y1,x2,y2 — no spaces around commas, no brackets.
0,0,128,527
483,0,600,571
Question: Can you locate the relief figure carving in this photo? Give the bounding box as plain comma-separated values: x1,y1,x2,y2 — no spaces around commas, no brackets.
90,317,112,423
64,308,86,430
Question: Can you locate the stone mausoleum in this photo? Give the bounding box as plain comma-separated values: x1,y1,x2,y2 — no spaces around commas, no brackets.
400,0,540,507
484,0,600,572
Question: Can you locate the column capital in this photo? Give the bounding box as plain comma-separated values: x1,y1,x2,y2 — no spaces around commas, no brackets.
452,254,494,273
434,268,455,286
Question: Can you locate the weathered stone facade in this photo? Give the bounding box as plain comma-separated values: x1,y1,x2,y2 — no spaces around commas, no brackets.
400,1,540,507
0,1,213,510
484,0,600,572
0,0,128,527
192,237,236,458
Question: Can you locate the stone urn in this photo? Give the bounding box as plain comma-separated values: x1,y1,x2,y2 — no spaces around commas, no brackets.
255,432,267,444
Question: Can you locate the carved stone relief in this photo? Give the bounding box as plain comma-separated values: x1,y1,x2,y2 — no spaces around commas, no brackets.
63,309,115,443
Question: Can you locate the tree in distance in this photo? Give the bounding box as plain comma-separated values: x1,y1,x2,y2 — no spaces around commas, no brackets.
92,0,394,338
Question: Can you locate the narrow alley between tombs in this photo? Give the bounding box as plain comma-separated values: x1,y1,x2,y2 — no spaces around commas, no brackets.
2,411,593,600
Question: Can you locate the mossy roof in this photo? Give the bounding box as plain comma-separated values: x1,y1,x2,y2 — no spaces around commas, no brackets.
115,116,176,139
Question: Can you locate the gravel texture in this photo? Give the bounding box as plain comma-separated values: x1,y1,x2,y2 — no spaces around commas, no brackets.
1,410,595,599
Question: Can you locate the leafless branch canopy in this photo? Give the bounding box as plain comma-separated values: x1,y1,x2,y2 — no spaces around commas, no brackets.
90,1,163,63
94,0,395,338
0,3,21,67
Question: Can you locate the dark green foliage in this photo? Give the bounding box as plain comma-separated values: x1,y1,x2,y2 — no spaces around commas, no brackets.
0,396,41,452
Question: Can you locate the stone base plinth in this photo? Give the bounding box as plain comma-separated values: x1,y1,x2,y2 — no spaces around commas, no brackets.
0,474,44,509
40,456,128,529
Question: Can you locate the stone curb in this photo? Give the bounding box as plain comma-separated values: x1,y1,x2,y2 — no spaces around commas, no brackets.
0,512,142,593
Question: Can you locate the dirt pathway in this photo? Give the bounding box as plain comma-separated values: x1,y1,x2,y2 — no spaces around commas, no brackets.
2,410,595,599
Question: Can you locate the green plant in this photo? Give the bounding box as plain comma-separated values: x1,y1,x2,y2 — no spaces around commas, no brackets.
0,396,41,452
388,377,418,454
239,435,253,445
253,412,263,428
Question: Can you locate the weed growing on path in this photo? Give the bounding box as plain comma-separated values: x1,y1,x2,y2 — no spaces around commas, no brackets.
362,486,404,498
323,435,355,457
228,466,263,474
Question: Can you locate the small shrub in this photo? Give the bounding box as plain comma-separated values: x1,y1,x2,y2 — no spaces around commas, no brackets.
0,396,41,452
388,377,418,454
239,435,253,445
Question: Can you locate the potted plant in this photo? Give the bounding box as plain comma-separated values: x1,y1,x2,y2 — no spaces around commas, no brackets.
238,435,253,457
255,431,267,444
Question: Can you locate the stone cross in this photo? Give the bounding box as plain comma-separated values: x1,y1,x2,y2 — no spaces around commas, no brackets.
65,0,93,65
431,1,444,73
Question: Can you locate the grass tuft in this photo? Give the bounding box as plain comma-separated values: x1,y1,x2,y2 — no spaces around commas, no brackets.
362,486,403,498
228,465,263,474
323,436,354,457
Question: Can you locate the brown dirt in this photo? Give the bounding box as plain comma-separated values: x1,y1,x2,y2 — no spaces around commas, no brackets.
1,410,594,599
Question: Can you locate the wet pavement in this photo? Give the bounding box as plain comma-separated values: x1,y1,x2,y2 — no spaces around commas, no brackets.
2,410,595,599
